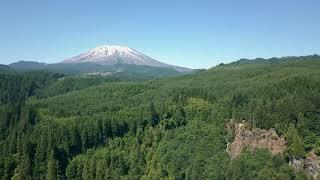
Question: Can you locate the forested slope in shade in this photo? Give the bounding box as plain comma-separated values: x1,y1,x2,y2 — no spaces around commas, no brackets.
9,61,192,78
0,64,13,72
0,56,319,179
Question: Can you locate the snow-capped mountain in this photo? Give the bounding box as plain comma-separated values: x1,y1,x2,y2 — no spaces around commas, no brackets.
62,45,191,72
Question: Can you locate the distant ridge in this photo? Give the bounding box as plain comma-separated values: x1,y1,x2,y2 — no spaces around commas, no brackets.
228,54,320,65
0,64,13,72
9,61,192,78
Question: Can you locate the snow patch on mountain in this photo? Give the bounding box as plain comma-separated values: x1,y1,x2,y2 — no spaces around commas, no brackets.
62,45,191,72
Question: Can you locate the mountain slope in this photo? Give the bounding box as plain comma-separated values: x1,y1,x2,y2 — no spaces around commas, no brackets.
9,45,195,77
62,45,192,72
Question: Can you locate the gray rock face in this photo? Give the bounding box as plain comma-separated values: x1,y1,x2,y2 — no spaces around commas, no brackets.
289,151,320,179
289,158,304,172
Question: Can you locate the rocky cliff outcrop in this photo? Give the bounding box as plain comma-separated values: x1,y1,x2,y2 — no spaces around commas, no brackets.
226,120,286,159
289,151,320,179
226,120,320,179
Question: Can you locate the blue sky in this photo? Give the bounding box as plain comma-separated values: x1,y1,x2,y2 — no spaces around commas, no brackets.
0,0,319,68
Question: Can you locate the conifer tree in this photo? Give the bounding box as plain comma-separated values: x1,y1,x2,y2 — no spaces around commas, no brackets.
149,102,159,127
46,150,58,180
285,124,305,158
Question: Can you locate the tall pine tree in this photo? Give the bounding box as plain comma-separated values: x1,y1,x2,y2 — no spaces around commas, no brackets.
46,150,58,180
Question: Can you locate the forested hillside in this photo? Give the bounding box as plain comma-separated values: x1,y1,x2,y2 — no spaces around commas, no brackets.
9,61,192,78
0,56,320,179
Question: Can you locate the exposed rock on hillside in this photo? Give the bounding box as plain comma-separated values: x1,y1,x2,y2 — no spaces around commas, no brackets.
226,120,320,178
226,120,286,159
289,151,320,179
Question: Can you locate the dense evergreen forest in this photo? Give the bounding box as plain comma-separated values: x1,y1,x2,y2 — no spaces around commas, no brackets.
0,55,320,179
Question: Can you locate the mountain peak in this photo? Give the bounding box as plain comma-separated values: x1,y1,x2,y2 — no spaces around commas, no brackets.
62,45,192,72
89,45,135,55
